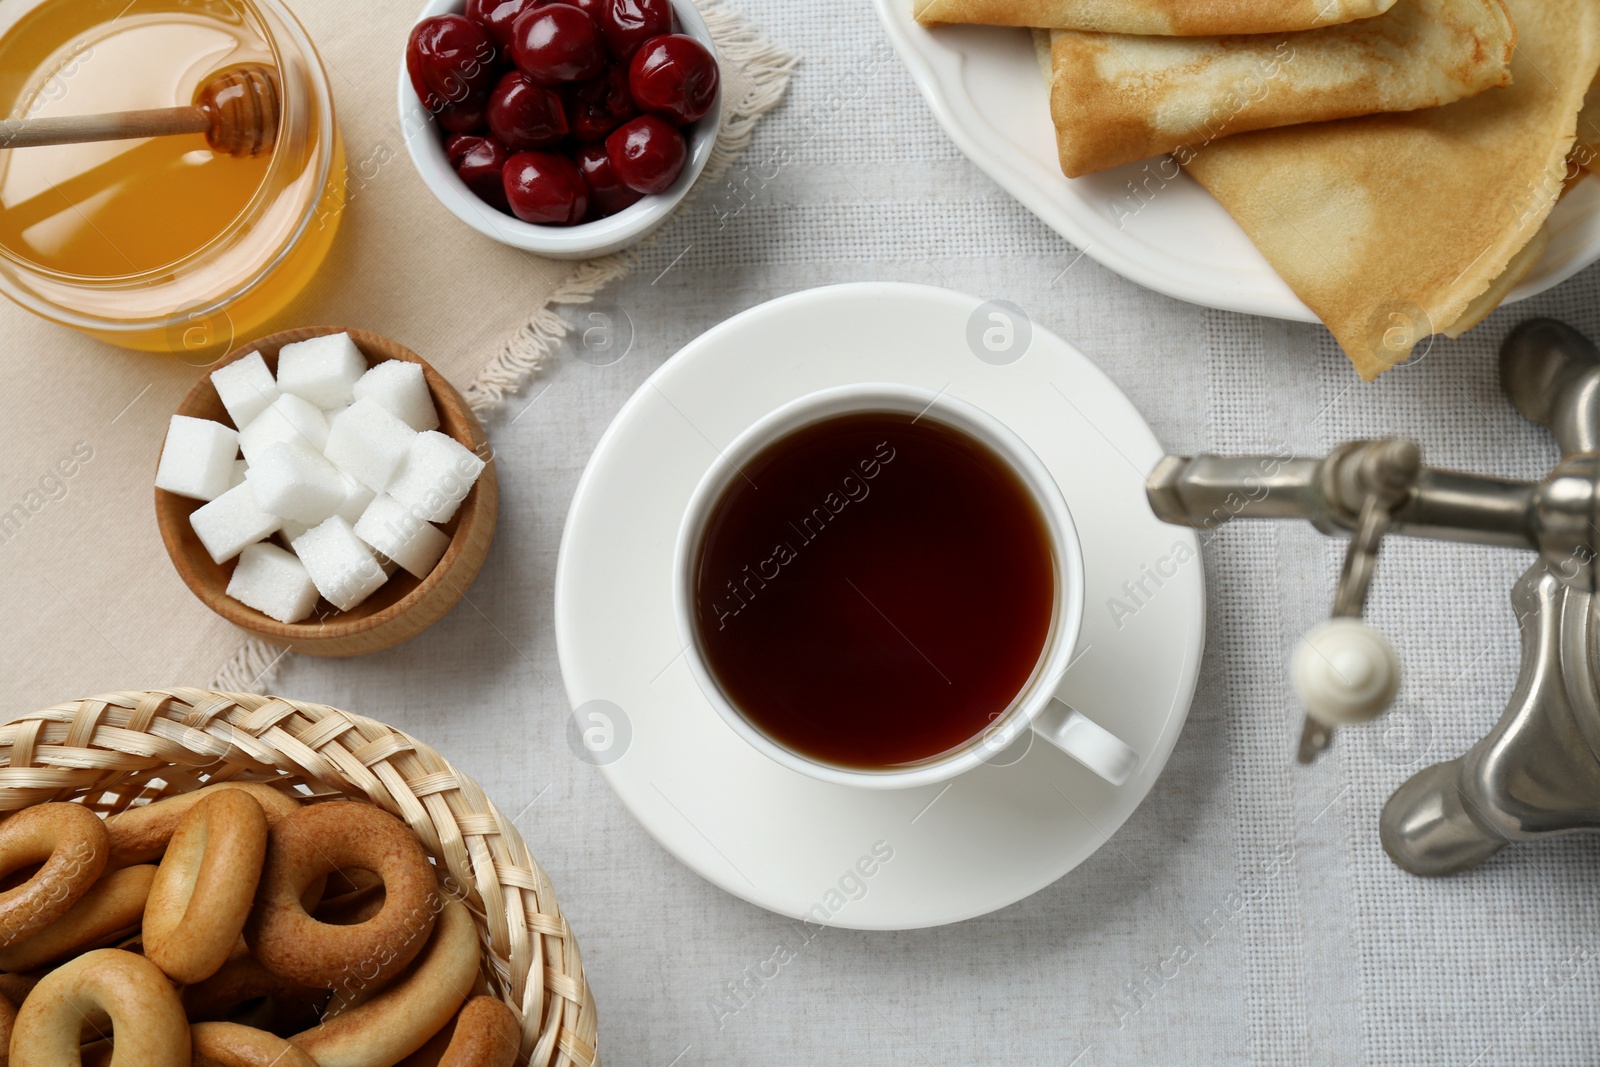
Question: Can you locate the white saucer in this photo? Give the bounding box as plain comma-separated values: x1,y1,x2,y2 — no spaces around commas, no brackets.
554,284,1204,929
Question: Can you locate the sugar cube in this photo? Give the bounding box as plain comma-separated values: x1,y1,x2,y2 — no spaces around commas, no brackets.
354,495,450,578
239,394,329,463
290,516,388,611
230,459,249,489
323,398,417,491
155,415,239,502
227,542,319,623
210,351,279,428
353,360,439,432
277,333,367,409
248,440,348,525
333,474,375,524
189,481,280,564
386,431,486,523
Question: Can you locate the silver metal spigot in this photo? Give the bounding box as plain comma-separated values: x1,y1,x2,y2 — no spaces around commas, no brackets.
1145,319,1600,876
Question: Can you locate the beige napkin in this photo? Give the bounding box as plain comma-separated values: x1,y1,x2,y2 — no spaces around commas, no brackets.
0,0,795,716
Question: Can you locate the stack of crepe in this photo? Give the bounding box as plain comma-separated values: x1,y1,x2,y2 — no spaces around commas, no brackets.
915,0,1600,379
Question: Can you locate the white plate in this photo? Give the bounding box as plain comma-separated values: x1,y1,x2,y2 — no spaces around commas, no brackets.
872,2,1600,321
554,283,1205,929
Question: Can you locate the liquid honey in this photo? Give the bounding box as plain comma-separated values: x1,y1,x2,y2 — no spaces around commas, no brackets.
0,0,345,352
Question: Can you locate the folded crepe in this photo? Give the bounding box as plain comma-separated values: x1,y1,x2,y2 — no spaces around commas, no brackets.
1575,74,1600,169
1183,0,1600,379
1049,0,1515,177
1441,223,1548,338
915,0,1401,34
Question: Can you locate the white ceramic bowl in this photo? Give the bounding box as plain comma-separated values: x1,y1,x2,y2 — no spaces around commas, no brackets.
398,0,722,259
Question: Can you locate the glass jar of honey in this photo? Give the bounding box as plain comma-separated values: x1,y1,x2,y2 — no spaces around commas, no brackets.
0,0,345,356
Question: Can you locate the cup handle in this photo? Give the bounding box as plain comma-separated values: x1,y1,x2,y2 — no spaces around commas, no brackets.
1031,701,1139,785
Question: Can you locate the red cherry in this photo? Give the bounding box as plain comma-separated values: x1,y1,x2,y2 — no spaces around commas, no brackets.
565,0,607,22
604,114,686,195
628,34,717,124
511,4,606,85
567,65,636,141
406,15,499,112
599,0,672,61
575,142,643,216
503,151,590,224
487,70,568,151
435,94,489,134
464,0,542,49
447,134,511,210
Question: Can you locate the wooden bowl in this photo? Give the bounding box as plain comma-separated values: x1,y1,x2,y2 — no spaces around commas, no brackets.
155,327,498,657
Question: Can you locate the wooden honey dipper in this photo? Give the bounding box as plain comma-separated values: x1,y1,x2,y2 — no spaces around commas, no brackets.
0,64,279,157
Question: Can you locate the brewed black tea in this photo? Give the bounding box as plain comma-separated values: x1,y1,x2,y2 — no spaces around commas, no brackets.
693,411,1056,769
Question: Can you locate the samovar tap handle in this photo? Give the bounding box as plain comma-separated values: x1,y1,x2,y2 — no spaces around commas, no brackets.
1501,318,1600,457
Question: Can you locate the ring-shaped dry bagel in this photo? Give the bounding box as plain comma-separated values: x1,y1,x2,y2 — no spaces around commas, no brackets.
104,782,299,868
182,950,329,1035
0,803,108,947
144,790,269,984
320,867,382,899
291,897,481,1067
75,1041,111,1067
313,878,387,927
439,996,521,1067
245,801,439,991
0,865,155,972
395,1021,457,1067
10,948,190,1066
0,990,15,1067
311,866,386,927
192,1022,320,1067
182,950,295,1020
393,994,520,1067
0,974,39,1012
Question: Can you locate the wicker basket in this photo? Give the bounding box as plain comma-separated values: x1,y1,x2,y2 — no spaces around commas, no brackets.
0,688,597,1066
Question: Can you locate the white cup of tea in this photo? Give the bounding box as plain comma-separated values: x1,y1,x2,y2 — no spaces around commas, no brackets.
672,383,1139,790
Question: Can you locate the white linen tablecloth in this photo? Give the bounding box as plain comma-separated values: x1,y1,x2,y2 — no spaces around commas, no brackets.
274,1,1600,1062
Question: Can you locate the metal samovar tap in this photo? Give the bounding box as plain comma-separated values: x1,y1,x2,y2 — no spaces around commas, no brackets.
1144,319,1600,876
